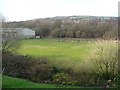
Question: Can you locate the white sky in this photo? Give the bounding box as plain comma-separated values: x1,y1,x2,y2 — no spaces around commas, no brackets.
0,0,119,21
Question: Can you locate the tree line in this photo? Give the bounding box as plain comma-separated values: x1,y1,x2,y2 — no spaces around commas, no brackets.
2,17,118,39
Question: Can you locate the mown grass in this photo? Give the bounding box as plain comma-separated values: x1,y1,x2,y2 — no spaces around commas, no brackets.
2,75,117,89
19,39,95,69
2,75,80,88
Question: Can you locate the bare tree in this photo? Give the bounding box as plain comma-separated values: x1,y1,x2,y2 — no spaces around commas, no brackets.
1,15,21,75
2,34,21,54
0,15,21,54
2,29,20,54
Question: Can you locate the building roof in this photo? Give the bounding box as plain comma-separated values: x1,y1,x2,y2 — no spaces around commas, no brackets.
1,28,34,32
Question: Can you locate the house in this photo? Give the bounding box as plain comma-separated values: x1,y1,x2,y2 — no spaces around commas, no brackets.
1,28,35,39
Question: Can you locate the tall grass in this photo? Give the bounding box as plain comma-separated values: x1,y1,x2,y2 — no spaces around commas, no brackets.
83,40,118,86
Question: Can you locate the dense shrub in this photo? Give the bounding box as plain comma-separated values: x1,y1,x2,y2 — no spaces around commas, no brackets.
64,68,98,86
2,54,33,79
2,54,62,83
29,58,54,82
85,40,118,86
52,73,70,84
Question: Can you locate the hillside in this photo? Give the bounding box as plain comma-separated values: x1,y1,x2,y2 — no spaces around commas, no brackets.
2,15,118,39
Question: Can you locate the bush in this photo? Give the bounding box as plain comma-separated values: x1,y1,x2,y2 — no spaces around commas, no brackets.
29,58,53,82
85,40,118,86
2,54,62,83
66,68,98,86
2,54,33,79
52,73,70,85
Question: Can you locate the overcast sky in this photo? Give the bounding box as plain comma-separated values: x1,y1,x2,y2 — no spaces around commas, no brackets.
0,0,119,21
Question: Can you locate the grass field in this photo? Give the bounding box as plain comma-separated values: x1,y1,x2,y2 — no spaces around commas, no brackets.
19,39,95,68
2,75,80,88
3,39,118,89
3,75,117,89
